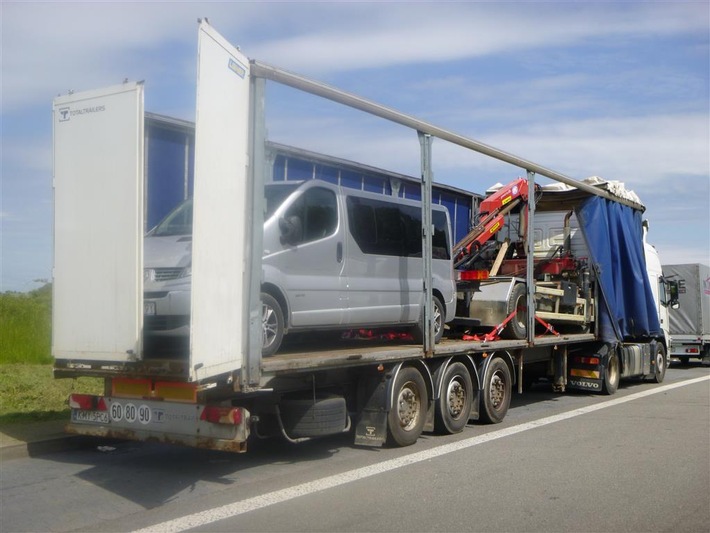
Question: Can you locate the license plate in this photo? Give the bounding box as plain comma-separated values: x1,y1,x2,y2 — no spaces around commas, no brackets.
72,410,110,424
144,301,156,316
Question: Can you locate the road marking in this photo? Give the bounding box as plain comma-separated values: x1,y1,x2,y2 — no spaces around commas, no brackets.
134,375,710,533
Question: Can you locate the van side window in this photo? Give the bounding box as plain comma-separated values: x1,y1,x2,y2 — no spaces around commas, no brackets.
347,196,450,259
284,187,338,244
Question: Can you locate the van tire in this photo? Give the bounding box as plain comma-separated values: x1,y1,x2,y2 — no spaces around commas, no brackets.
262,292,284,357
412,295,445,345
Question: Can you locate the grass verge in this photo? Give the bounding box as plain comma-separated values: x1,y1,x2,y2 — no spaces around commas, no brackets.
0,364,103,424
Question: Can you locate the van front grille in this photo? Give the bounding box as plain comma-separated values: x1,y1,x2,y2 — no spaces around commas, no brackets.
147,268,183,282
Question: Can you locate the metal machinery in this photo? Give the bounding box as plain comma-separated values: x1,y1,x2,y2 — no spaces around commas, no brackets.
454,177,594,341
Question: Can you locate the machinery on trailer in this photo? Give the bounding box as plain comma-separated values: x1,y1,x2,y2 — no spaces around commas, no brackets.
52,21,677,453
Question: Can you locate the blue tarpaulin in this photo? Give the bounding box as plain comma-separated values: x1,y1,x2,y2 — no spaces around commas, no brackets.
576,196,661,343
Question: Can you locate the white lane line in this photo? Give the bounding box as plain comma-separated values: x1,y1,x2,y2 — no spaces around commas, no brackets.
134,375,710,533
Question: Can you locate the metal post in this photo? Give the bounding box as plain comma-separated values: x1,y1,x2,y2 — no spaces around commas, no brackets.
245,75,267,387
418,132,434,355
526,170,536,344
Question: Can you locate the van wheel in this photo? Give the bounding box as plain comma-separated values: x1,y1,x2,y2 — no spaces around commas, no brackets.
503,283,527,340
262,293,284,357
387,366,428,447
412,295,445,344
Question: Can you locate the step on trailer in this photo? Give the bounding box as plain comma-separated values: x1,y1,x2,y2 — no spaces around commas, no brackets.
53,20,677,452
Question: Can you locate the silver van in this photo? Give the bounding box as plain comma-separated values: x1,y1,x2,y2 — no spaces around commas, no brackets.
144,180,456,356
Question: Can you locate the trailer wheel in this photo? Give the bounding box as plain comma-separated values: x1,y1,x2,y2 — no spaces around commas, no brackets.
649,343,667,383
601,350,620,395
262,293,284,357
280,395,347,439
412,295,445,344
503,283,527,340
387,366,428,447
435,362,473,434
480,356,512,424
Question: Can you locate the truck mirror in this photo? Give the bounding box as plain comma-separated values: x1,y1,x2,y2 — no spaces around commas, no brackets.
667,280,680,309
279,215,303,245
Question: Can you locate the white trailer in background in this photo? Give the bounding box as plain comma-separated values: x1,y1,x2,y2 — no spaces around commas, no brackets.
663,263,710,364
52,20,677,453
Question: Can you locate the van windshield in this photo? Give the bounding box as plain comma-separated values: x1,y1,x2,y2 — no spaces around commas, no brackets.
150,183,300,237
265,183,300,220
152,199,193,236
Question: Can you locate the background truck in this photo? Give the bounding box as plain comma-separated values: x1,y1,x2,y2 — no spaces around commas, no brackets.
663,263,710,364
52,21,677,453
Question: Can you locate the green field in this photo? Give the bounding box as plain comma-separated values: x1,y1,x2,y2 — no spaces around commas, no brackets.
0,285,103,423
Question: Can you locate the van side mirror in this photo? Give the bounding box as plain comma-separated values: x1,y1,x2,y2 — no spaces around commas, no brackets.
279,215,303,245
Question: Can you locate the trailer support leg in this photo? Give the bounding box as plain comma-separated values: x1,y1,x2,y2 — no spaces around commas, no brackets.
553,345,567,392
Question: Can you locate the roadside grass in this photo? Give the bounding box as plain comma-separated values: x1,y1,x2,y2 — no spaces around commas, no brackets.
1,285,52,364
1,284,103,424
0,364,103,423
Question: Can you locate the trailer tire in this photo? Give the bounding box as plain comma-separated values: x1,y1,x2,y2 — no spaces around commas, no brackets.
387,366,428,447
503,283,527,340
602,350,620,395
280,395,347,438
650,343,667,383
412,295,445,345
262,292,284,357
480,356,512,424
435,362,473,434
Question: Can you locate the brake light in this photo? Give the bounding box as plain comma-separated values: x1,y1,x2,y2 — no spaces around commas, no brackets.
69,394,107,411
685,348,699,354
200,406,243,425
458,270,489,281
573,356,600,365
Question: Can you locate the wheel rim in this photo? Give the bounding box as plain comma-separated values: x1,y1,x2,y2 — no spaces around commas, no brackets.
262,302,278,349
489,371,506,410
446,377,466,419
656,350,665,374
396,381,421,431
433,303,442,337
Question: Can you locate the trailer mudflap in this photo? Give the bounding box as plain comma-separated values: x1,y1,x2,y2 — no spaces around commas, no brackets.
354,373,389,447
67,396,250,453
567,376,603,393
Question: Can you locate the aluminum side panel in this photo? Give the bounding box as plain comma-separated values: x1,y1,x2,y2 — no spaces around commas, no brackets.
190,22,252,381
52,83,144,361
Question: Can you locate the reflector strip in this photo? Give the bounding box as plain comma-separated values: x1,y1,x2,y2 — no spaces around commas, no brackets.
570,369,600,379
155,382,198,403
112,378,151,398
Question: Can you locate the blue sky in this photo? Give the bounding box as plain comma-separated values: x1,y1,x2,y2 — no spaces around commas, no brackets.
2,1,709,292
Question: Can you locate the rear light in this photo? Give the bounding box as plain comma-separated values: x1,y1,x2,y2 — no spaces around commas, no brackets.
200,406,243,425
686,348,700,354
69,394,107,411
458,270,489,281
573,356,600,365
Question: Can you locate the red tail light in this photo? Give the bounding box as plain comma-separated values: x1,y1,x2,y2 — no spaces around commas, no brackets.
573,356,600,365
200,406,243,425
69,394,107,411
458,270,490,281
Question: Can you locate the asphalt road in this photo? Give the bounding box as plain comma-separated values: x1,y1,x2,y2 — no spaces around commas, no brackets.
2,364,709,533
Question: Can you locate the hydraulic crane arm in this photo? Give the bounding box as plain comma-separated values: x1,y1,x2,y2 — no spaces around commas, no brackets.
454,177,531,267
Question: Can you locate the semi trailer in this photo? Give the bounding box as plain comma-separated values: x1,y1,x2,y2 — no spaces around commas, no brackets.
663,263,710,364
52,21,678,452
